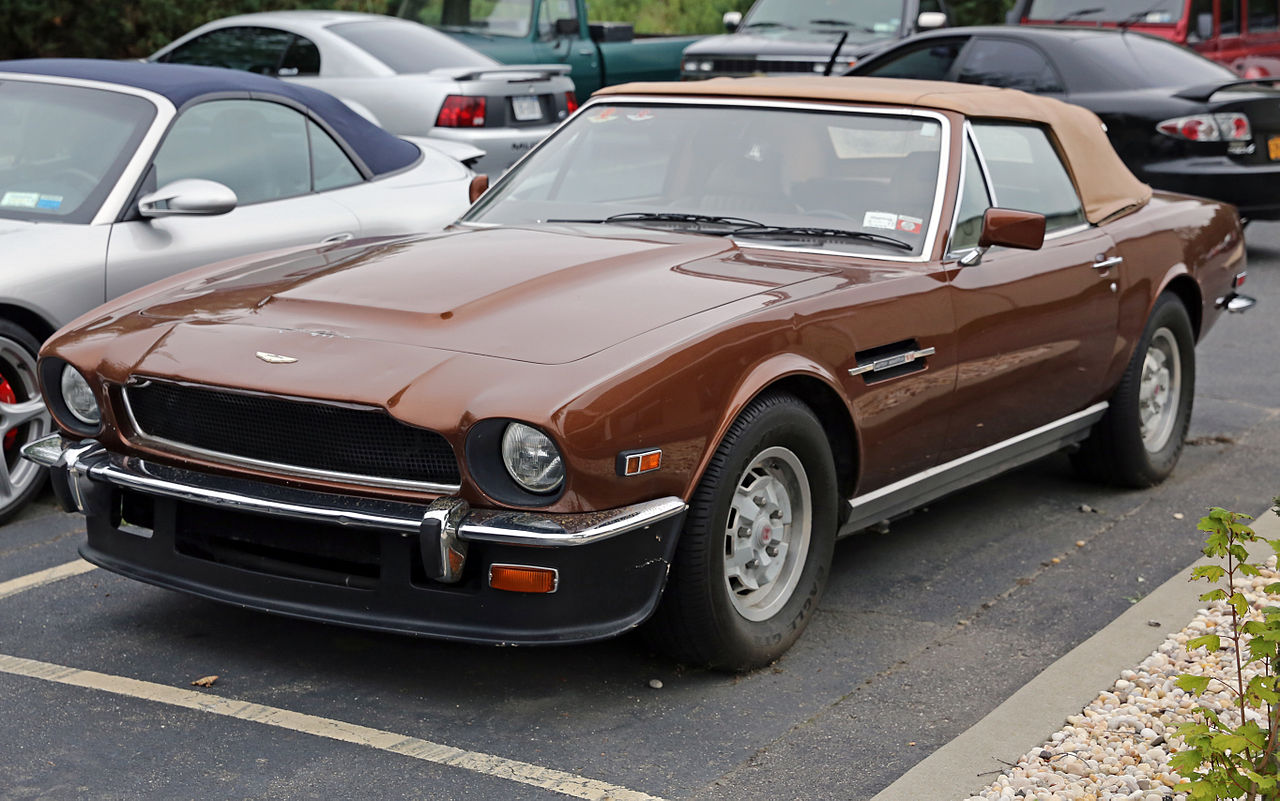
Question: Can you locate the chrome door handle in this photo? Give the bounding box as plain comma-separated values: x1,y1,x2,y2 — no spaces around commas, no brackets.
1093,255,1124,270
321,233,354,245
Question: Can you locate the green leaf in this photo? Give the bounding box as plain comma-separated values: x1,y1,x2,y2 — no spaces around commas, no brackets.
1178,674,1213,694
1193,565,1227,583
1188,634,1222,652
1231,591,1251,617
1239,562,1262,577
1211,732,1251,752
1201,589,1228,602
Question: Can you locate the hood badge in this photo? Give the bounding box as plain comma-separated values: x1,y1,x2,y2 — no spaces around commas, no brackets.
256,352,298,365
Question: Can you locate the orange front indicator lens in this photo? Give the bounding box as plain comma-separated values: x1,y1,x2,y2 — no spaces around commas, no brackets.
489,564,558,594
619,448,662,476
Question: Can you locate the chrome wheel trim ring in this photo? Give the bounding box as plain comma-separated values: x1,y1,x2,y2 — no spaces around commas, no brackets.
722,446,812,623
1138,327,1182,453
0,335,51,506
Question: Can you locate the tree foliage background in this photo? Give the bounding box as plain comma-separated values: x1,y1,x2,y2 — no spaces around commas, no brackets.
0,0,1010,60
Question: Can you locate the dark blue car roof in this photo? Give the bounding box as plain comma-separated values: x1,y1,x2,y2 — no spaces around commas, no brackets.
0,58,420,177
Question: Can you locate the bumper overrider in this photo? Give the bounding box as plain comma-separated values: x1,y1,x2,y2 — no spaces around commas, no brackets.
24,434,687,645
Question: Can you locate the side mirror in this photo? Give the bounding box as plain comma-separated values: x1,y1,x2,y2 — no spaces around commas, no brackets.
1195,11,1214,40
960,208,1046,266
554,17,578,36
723,11,742,32
138,179,237,218
917,11,948,29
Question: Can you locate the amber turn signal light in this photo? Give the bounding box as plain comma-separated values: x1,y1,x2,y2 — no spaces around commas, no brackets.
489,564,558,594
617,448,662,476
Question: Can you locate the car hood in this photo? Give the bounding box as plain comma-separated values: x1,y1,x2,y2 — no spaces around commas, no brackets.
132,226,835,365
684,30,891,58
0,217,36,237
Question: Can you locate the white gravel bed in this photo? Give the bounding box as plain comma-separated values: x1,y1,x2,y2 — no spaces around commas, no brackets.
963,558,1280,801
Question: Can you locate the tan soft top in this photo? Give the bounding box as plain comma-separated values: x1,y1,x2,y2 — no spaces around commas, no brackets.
595,77,1151,224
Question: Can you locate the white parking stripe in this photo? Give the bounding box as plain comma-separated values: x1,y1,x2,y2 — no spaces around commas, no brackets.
0,653,666,801
0,560,96,602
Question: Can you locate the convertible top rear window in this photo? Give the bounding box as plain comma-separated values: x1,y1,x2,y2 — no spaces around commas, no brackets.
466,103,946,257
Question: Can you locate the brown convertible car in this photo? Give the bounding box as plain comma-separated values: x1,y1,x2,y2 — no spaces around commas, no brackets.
26,78,1255,670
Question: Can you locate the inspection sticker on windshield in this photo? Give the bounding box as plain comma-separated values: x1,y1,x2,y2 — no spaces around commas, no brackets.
588,107,618,124
626,109,655,122
863,211,898,230
0,191,39,208
896,215,922,234
36,195,63,210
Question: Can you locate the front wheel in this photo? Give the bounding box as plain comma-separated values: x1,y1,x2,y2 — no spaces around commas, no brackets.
643,392,838,671
1072,293,1195,488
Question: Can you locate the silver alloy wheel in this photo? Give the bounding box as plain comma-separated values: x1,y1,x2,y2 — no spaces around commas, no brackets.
0,336,51,508
723,446,812,622
1138,327,1182,453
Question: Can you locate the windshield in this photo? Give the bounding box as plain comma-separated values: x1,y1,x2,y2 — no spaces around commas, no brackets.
1025,0,1181,23
741,0,907,34
327,20,497,72
464,103,944,257
415,0,534,38
0,80,155,224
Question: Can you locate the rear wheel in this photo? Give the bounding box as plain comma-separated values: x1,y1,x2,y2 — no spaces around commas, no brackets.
644,392,837,671
0,321,50,525
1072,294,1195,487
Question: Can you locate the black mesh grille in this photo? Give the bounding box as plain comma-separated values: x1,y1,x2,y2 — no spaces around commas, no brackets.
125,381,460,486
711,58,824,74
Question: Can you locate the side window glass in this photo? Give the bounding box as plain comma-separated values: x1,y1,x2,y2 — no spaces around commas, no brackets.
280,35,321,76
538,0,578,38
154,100,311,205
861,39,964,80
160,27,294,75
957,39,1065,94
1250,0,1278,32
1223,0,1242,33
920,0,944,13
971,122,1085,232
309,121,362,192
950,137,992,253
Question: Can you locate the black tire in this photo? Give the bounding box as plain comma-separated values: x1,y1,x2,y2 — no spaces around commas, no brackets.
1072,293,1195,488
643,392,838,671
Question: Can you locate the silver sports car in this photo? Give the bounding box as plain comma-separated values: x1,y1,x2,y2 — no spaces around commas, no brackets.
150,11,579,174
0,58,478,523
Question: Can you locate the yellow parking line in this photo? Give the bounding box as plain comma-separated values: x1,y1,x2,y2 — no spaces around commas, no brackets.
0,653,666,801
0,560,96,602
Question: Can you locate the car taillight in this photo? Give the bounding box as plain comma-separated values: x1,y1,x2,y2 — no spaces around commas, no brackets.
565,91,579,115
1156,113,1252,141
436,95,486,128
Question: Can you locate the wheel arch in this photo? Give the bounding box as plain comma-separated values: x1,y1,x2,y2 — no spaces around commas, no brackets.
1158,273,1203,341
686,355,859,508
0,304,57,347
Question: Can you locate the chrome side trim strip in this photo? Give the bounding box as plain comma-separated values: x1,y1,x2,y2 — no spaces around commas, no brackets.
848,347,936,377
840,402,1109,536
119,384,462,495
21,435,686,547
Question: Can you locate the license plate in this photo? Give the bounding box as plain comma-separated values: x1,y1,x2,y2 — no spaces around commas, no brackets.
511,95,543,122
1269,135,1280,161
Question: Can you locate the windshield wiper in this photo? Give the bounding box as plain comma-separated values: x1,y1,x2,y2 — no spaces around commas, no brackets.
741,20,795,30
809,18,877,33
546,212,766,232
1052,7,1105,22
730,224,914,251
1118,6,1169,26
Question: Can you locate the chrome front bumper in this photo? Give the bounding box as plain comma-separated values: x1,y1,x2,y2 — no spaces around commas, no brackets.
23,434,686,551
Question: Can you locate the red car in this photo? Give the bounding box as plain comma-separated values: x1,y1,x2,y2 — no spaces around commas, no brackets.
1009,0,1280,76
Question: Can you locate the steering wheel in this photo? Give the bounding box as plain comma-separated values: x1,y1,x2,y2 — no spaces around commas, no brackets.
47,168,98,194
802,208,859,223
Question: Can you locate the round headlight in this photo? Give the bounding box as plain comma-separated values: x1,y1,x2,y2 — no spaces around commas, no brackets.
501,423,563,494
59,365,100,427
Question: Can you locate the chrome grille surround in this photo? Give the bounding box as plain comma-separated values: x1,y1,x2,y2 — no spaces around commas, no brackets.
121,378,462,493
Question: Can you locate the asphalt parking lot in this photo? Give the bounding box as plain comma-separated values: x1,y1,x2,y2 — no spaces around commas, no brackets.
1,222,1277,801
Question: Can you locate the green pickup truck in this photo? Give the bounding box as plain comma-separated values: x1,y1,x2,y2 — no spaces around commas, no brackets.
417,0,703,98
